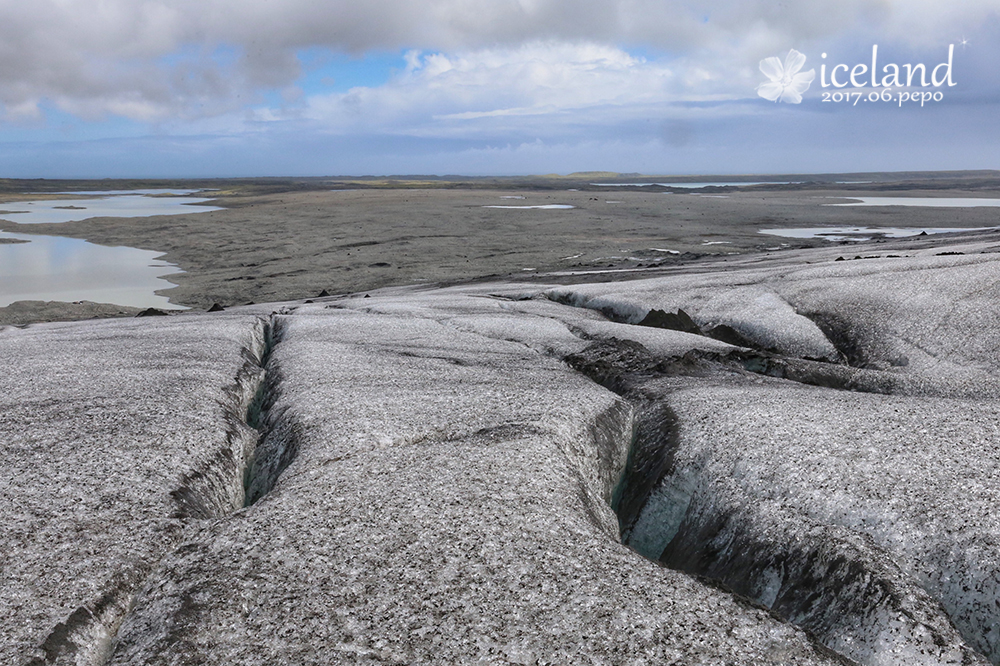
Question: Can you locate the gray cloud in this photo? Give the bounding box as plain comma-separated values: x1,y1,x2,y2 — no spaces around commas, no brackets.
0,0,995,121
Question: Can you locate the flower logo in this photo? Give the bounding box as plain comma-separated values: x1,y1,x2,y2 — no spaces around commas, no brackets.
757,49,815,104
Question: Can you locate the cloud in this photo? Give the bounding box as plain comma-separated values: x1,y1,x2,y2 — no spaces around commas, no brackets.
0,0,997,179
0,0,996,123
286,41,775,146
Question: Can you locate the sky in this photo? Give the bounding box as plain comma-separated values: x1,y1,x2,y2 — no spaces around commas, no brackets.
0,0,997,178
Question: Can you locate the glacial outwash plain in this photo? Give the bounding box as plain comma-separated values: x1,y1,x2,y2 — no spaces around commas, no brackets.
4,172,1000,665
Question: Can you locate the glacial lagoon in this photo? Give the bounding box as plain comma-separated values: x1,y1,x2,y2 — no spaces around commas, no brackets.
591,181,800,188
0,191,221,309
827,197,1000,207
0,191,220,225
762,197,1000,241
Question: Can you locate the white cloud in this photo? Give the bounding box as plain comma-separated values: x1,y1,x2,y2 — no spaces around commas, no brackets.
296,42,757,141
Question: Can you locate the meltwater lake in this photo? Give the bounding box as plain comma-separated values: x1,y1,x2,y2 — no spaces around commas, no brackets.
760,197,1000,242
0,191,221,309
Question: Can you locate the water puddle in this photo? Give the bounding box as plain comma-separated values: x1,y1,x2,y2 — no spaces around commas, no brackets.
483,204,575,209
760,225,1000,241
548,268,653,276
